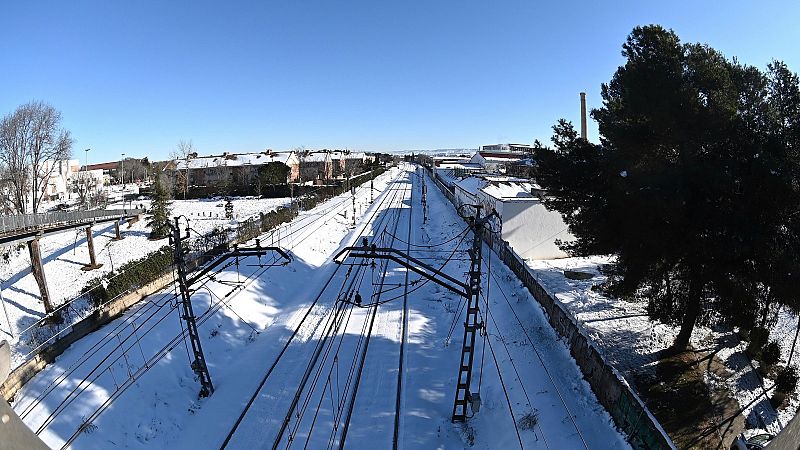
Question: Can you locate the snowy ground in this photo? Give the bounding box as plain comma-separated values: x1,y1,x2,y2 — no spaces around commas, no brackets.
527,256,800,439
0,196,289,367
12,165,630,449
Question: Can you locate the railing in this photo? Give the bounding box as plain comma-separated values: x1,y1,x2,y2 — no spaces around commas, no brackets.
0,209,144,235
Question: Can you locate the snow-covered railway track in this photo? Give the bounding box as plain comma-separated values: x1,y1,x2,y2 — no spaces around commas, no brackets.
14,169,402,450
219,170,411,449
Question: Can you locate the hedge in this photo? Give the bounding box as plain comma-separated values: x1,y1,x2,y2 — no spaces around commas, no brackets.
82,246,174,306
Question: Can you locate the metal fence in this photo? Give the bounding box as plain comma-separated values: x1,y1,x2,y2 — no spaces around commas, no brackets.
0,209,144,235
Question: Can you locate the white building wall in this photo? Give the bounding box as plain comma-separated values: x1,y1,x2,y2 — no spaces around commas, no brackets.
479,195,574,260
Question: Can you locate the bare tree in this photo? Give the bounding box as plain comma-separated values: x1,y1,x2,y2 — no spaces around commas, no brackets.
0,101,73,213
0,166,15,214
171,140,195,200
293,145,306,184
119,157,149,184
69,171,99,209
0,114,31,213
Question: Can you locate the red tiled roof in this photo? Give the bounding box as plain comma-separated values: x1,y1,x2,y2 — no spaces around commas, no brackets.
83,162,119,171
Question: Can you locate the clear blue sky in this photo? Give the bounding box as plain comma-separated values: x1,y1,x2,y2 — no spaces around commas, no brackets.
1,1,798,163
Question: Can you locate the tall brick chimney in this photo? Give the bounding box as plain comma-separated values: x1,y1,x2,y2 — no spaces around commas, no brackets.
580,92,588,140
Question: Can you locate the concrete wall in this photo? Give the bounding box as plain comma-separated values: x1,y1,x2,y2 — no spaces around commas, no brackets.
0,270,176,401
0,398,50,450
769,405,800,449
430,167,675,450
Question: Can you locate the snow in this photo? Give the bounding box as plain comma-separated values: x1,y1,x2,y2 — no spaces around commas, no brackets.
11,165,630,449
175,152,291,170
481,181,539,200
0,196,290,367
526,256,800,440
454,177,487,196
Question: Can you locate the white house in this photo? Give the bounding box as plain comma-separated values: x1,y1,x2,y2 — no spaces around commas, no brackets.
42,159,81,201
452,175,574,260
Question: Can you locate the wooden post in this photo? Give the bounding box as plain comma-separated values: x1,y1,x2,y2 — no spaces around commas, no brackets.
112,220,123,241
82,226,103,270
27,238,54,314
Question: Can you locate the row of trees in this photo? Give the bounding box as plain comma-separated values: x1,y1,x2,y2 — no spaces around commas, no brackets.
536,25,800,354
0,101,73,213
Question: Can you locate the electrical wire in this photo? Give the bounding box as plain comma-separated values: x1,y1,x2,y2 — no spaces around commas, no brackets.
485,245,590,450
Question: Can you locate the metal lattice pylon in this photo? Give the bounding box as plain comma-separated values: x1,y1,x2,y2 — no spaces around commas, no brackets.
172,218,215,397
451,205,486,422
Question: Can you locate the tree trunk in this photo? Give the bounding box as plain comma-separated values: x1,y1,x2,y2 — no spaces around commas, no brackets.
665,283,702,356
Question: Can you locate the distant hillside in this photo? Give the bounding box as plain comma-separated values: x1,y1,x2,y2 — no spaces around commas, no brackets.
393,148,477,156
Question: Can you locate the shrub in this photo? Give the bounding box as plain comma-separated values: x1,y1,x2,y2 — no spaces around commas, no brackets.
761,341,782,368
82,246,174,306
776,366,799,394
518,411,540,430
747,326,770,357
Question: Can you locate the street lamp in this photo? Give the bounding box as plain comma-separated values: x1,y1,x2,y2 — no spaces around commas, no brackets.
83,148,91,209
121,153,126,189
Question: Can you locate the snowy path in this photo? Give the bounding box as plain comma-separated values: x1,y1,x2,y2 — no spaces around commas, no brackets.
13,165,630,449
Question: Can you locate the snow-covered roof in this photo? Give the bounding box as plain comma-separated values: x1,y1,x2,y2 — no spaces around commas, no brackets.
433,156,471,163
302,152,330,163
478,152,527,161
438,162,483,170
454,177,488,196
480,181,543,201
330,151,366,160
176,152,290,170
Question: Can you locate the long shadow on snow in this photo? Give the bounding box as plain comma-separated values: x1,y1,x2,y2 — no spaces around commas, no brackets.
25,188,412,448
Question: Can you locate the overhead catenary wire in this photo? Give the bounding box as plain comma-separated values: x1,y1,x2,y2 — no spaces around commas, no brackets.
60,252,287,448
274,177,409,449
34,172,348,439
27,170,397,446
18,254,235,421
222,169,406,449
331,184,407,450
484,244,590,450
479,307,525,450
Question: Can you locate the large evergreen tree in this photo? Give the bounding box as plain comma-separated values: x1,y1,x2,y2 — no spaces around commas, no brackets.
259,161,290,194
537,25,800,354
148,174,173,240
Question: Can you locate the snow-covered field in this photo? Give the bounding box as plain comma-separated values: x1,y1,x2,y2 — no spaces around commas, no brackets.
527,256,800,439
0,196,289,366
12,165,630,449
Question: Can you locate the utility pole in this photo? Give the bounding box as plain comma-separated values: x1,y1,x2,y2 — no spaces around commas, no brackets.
332,203,497,424
173,217,214,397
352,186,356,227
421,179,428,224
370,178,374,203
451,205,495,422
